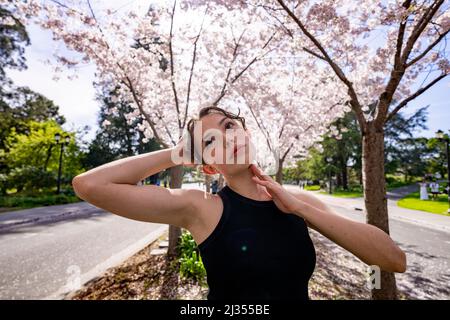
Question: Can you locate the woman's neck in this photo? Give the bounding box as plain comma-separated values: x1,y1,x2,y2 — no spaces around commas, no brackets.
224,166,272,201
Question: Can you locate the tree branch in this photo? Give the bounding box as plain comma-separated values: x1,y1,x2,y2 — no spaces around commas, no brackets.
406,28,450,67
276,0,366,129
169,0,181,130
212,31,278,106
373,0,412,125
401,0,444,63
385,72,448,123
123,77,168,148
302,47,326,60
182,5,208,131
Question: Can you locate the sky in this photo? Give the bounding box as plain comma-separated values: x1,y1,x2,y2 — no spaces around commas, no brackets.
5,1,450,144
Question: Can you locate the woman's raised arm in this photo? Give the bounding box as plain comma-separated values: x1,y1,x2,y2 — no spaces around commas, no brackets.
72,144,203,229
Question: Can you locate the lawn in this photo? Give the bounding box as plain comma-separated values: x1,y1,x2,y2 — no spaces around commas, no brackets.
304,185,321,191
397,192,449,215
317,179,418,199
321,190,363,198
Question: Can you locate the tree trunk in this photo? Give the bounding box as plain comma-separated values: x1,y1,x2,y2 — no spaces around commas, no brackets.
336,171,342,188
275,159,284,184
218,174,225,189
167,165,183,258
205,174,212,193
43,144,53,171
340,155,348,190
362,126,398,300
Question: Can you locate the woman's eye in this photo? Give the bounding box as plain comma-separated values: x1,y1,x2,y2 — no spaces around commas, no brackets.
205,137,215,147
225,121,235,129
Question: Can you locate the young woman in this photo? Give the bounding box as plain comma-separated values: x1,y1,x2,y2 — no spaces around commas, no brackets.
72,106,406,300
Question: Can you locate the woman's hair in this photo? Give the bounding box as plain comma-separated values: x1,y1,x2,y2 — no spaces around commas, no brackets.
186,106,247,164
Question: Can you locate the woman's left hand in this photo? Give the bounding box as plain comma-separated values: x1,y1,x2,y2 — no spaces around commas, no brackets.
249,164,303,214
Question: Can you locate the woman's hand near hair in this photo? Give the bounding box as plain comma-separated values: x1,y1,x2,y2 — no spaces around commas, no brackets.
173,134,198,168
72,145,204,229
249,164,407,273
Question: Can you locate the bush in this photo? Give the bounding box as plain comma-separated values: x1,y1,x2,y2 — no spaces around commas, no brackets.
0,194,81,208
6,166,55,192
334,185,363,193
177,230,207,285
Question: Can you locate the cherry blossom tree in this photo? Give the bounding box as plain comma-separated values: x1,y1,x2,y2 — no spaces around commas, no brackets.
194,0,449,299
234,59,348,183
5,0,347,256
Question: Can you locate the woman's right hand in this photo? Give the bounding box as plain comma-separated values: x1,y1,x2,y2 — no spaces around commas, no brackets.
172,134,198,168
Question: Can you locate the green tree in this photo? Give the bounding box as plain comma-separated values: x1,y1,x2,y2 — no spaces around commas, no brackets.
0,5,29,82
2,120,83,194
0,87,65,150
384,106,429,178
427,133,450,180
82,85,161,170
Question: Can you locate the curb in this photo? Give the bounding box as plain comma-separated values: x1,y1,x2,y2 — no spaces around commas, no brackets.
44,224,169,300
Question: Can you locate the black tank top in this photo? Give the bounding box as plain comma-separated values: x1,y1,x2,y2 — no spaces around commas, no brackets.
197,184,316,300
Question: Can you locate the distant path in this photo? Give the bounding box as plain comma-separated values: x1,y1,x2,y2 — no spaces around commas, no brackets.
387,184,419,201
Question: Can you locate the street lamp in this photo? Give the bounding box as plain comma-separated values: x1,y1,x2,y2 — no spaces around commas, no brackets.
55,133,71,195
326,157,333,194
435,130,450,214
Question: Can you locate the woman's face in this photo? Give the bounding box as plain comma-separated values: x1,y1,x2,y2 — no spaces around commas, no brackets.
193,112,255,176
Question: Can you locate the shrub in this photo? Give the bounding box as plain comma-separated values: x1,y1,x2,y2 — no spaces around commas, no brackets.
177,230,207,285
0,194,81,208
6,166,55,192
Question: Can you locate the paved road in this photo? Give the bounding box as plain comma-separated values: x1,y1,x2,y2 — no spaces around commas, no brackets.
299,187,450,232
0,184,204,300
0,204,167,300
1,183,449,299
328,204,450,299
192,182,450,298
387,184,420,201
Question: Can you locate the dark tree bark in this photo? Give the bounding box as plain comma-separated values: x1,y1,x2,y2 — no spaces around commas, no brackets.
167,164,183,258
336,171,342,188
205,174,212,193
275,158,284,184
338,152,348,190
218,173,225,189
43,144,53,171
362,124,397,299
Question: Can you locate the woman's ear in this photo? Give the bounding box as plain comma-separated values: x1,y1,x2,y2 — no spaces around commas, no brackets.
203,165,218,175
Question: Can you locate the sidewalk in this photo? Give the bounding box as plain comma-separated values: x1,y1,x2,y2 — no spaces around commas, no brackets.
284,185,450,233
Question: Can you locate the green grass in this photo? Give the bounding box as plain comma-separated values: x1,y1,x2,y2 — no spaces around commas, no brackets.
304,185,321,191
316,178,419,199
397,192,449,215
319,190,363,198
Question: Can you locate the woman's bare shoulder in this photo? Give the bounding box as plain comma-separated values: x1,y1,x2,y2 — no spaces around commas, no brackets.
183,189,224,244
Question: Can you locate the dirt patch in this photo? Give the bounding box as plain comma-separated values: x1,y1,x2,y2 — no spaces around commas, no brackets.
69,229,410,300
70,232,208,300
